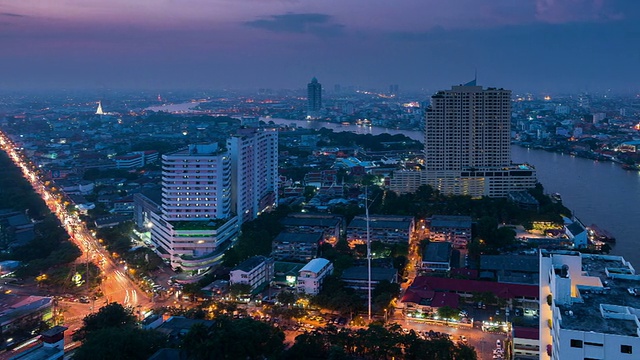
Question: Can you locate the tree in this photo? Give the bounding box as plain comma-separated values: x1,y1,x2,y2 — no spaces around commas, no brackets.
436,306,459,325
181,316,285,359
277,290,296,306
229,283,252,298
73,303,137,341
73,327,167,360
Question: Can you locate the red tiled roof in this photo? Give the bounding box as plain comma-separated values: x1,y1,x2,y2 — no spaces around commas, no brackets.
450,268,478,279
401,288,435,304
401,288,459,309
432,292,459,308
513,326,539,340
409,276,538,299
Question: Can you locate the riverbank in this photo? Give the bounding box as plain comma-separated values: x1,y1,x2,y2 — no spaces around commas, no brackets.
266,116,640,267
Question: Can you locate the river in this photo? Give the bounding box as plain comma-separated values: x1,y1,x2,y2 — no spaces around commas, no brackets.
265,117,640,266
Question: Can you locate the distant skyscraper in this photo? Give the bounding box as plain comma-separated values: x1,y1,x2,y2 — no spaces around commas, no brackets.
307,77,322,118
391,81,537,197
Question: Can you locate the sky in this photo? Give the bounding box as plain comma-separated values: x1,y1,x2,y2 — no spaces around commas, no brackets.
1,0,639,93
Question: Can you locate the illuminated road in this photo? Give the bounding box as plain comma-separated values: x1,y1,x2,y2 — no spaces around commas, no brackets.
0,130,151,314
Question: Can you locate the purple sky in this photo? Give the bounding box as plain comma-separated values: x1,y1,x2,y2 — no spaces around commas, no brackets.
1,0,639,93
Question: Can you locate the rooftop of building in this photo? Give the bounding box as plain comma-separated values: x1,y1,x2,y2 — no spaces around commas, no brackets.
273,231,323,244
155,316,215,338
423,242,452,263
513,326,539,340
281,214,341,228
348,215,414,230
231,255,269,273
508,191,539,206
480,255,539,273
566,221,586,236
410,276,538,299
429,215,472,229
554,253,640,337
341,266,397,283
299,258,331,274
164,143,225,157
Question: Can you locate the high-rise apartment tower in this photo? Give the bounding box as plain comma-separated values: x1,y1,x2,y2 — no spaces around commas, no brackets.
228,128,279,224
307,77,322,118
149,143,239,273
390,81,536,197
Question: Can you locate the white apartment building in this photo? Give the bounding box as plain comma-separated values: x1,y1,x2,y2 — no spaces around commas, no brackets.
150,143,239,274
390,82,536,197
297,258,333,295
228,128,278,224
229,256,274,293
540,251,640,360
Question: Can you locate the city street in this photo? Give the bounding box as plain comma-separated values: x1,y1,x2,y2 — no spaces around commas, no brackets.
0,131,152,321
398,318,506,360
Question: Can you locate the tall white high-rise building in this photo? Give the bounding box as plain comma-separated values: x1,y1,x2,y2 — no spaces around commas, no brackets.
424,83,511,171
390,81,537,197
150,143,239,274
228,128,278,224
540,251,640,360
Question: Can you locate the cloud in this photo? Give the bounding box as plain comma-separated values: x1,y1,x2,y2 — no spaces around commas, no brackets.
244,13,344,37
535,0,623,23
0,12,26,18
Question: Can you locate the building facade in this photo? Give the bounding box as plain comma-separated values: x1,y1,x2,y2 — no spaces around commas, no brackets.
150,143,239,274
228,128,278,224
347,215,414,247
297,258,334,295
390,83,537,197
229,256,274,293
271,231,322,262
540,251,640,360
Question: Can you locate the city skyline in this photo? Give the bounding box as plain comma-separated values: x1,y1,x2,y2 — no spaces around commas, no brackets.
1,1,639,93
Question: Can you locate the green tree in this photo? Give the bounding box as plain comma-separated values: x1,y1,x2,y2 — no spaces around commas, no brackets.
437,306,459,325
276,290,296,306
181,316,285,360
73,327,167,360
73,303,137,341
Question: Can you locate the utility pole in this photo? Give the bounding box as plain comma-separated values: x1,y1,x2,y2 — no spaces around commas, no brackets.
366,186,372,321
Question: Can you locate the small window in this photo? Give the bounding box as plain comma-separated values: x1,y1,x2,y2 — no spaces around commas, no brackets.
621,345,633,354
571,339,583,348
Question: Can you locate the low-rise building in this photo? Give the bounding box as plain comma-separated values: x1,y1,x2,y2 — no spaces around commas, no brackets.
421,242,452,272
340,267,397,294
281,213,343,246
408,276,539,310
229,256,274,293
565,219,588,248
0,295,53,337
480,254,539,285
271,232,322,262
347,215,414,247
297,258,333,295
428,215,472,240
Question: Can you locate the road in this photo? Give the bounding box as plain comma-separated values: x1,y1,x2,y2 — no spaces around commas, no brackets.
0,131,151,322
